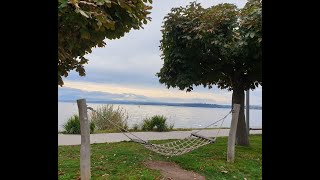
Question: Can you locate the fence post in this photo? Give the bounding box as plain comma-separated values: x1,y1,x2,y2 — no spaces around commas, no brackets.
246,90,250,135
227,104,240,163
77,99,91,180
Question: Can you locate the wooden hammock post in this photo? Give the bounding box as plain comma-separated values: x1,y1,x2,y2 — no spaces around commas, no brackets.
227,104,240,163
77,99,91,180
246,90,250,135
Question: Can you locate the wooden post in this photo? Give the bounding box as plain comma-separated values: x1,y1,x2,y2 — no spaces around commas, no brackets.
77,99,91,180
246,90,250,135
227,104,240,163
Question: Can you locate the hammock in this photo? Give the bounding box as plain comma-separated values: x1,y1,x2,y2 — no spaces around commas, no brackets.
88,107,232,156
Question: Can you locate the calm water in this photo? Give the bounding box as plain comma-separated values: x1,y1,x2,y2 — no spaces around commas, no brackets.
58,102,262,131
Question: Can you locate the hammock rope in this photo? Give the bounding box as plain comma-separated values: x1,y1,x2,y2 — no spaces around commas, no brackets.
87,106,232,156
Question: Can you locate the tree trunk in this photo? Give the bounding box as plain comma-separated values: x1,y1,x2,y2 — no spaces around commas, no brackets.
232,87,250,146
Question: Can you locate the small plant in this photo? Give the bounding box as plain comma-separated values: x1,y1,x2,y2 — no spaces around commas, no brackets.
169,123,174,130
141,115,173,132
90,105,129,132
63,114,95,134
132,123,140,131
141,118,153,131
151,115,167,131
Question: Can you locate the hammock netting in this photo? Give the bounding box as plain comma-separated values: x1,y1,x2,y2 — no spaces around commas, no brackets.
88,107,232,156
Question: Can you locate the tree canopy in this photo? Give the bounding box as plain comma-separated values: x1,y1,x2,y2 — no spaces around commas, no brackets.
58,0,153,86
158,0,261,92
157,0,262,145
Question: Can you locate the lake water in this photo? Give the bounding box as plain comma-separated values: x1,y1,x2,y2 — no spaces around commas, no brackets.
58,102,262,131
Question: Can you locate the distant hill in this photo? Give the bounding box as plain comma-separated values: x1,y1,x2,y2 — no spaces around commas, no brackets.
59,100,262,110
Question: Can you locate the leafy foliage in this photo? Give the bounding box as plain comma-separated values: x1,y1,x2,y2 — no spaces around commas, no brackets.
157,0,261,92
141,118,153,131
58,0,153,86
141,115,173,132
63,114,95,134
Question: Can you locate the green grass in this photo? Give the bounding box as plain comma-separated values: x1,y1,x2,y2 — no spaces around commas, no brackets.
58,135,262,179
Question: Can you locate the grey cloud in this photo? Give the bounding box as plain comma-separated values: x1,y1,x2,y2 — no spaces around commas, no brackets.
58,87,226,104
58,87,150,102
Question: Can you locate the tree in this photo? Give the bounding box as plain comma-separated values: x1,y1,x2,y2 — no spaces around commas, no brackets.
58,0,153,86
157,0,262,146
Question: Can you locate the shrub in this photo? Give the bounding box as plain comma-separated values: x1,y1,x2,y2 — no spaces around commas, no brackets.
90,105,128,132
141,118,153,131
141,115,174,132
63,114,95,134
132,123,140,131
151,115,167,131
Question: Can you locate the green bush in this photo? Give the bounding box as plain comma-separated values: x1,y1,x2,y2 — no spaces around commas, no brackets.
63,114,95,134
141,118,153,131
90,105,128,132
141,115,174,132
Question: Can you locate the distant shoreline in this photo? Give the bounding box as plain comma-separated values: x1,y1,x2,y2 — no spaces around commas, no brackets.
58,100,262,110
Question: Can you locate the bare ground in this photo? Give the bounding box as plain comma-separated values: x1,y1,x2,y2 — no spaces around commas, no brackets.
144,161,205,180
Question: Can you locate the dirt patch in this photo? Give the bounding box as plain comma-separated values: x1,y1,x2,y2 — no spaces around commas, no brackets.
144,161,205,180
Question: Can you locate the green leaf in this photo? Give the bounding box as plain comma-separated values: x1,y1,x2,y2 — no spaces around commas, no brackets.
250,32,255,38
96,0,105,6
59,0,68,4
143,19,147,24
115,11,121,18
81,31,91,39
105,0,112,7
58,0,68,9
76,9,90,18
210,40,219,45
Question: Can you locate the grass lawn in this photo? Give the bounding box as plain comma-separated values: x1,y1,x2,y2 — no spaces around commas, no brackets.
58,135,262,179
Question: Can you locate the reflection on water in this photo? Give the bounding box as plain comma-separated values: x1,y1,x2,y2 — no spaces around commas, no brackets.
58,102,262,131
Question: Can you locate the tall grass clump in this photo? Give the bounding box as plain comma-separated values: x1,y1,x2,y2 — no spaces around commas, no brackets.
141,115,173,132
63,114,95,134
90,105,128,132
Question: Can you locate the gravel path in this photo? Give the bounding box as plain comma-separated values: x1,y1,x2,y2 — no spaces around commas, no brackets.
58,129,262,146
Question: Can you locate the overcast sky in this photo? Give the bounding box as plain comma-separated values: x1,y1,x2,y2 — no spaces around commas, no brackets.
59,0,262,106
